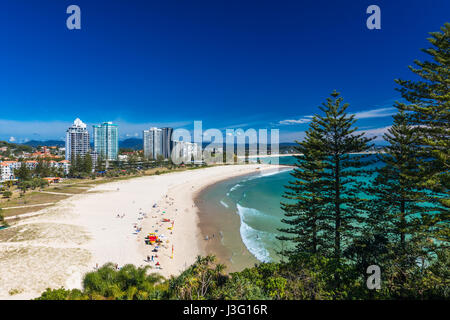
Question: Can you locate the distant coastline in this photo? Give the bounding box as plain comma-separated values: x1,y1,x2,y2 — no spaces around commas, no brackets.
240,150,383,159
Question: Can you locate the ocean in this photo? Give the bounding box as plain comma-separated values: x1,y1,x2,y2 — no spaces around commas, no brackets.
197,154,444,271
196,156,298,271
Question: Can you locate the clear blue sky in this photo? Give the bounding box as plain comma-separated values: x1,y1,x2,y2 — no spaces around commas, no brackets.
0,0,448,142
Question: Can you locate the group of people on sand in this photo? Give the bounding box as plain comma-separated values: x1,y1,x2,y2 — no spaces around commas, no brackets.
145,254,161,268
116,213,125,218
143,194,179,270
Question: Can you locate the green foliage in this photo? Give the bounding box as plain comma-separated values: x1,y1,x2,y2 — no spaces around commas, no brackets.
279,119,328,256
280,91,375,265
395,23,449,200
0,207,6,227
69,153,94,178
2,191,12,199
168,256,226,300
14,161,31,181
36,288,88,300
82,263,165,300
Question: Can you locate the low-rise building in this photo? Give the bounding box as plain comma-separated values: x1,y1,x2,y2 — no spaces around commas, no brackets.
0,163,12,181
0,159,71,181
25,160,38,169
58,160,71,175
0,161,20,181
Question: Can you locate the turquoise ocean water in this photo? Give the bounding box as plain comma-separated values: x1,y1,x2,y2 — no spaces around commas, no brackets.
199,156,298,265
199,155,443,268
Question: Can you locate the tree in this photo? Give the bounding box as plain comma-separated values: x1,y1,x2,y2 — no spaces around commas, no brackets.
35,159,50,178
82,263,164,300
2,191,12,199
169,255,226,300
394,22,449,262
75,154,83,173
344,111,428,282
372,111,432,252
83,153,93,174
279,120,328,256
395,23,449,203
279,91,375,292
15,162,31,181
96,154,106,173
310,91,374,262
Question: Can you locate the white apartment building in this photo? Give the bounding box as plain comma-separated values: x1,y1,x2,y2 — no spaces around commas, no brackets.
0,160,71,181
0,163,12,182
0,161,19,181
143,127,163,160
66,118,90,161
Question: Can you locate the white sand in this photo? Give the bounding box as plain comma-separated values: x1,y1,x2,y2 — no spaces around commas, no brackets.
0,164,282,300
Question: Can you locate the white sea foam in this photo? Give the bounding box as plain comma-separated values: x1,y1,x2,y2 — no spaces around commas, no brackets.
259,169,288,177
229,183,242,192
236,203,271,263
220,200,229,208
244,168,291,182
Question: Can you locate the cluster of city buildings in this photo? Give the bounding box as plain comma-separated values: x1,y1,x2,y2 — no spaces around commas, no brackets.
67,119,200,166
0,146,64,161
0,160,70,182
143,127,201,162
65,118,119,169
1,117,202,182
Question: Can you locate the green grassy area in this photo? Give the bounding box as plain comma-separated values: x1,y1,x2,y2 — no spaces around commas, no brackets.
0,164,215,219
45,186,89,194
1,192,68,208
2,204,55,218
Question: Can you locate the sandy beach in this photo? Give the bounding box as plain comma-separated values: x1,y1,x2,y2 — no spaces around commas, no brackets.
0,164,281,300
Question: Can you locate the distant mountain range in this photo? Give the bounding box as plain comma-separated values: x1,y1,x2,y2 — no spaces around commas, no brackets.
22,140,65,148
119,138,143,150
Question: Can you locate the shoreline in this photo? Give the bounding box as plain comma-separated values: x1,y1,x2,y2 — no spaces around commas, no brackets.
240,151,383,159
137,164,289,279
194,165,293,271
0,164,283,300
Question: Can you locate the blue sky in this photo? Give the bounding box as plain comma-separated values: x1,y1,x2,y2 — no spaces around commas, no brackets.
0,0,448,143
